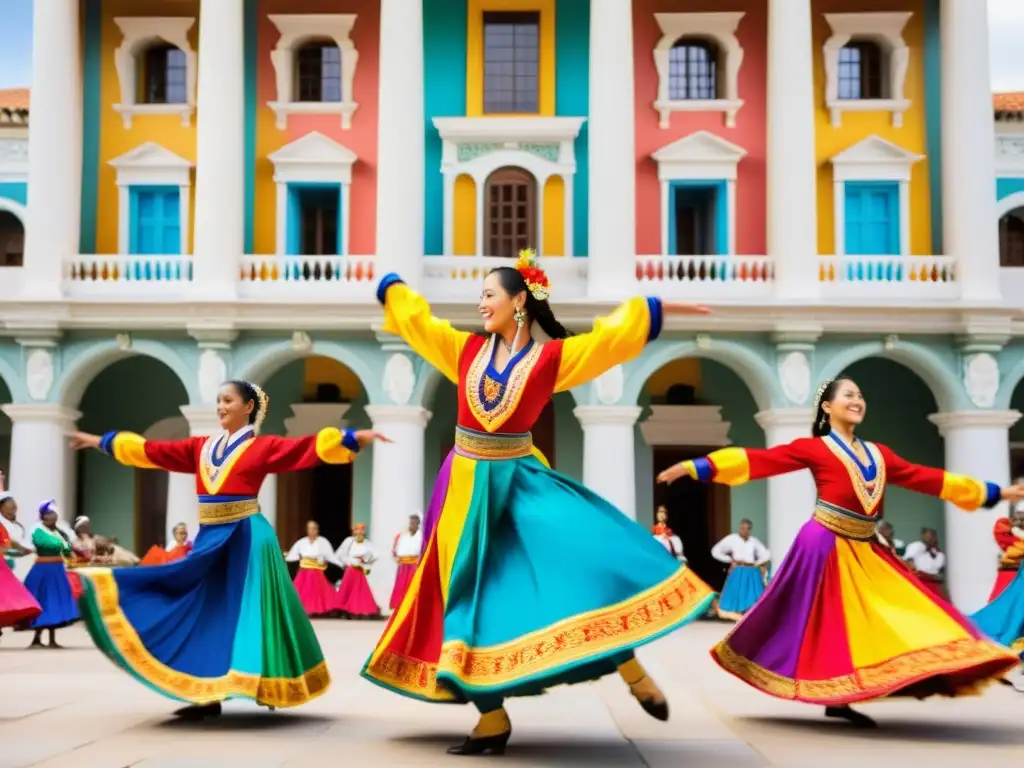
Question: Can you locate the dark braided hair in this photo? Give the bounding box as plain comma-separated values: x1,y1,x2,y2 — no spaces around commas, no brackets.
487,266,572,340
811,376,855,437
225,379,263,426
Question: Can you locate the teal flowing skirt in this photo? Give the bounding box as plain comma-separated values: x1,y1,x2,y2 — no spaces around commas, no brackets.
362,449,716,704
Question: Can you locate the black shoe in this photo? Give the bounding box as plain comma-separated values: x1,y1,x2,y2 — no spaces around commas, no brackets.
173,702,223,720
627,675,670,722
446,731,511,756
998,678,1014,686
825,705,876,728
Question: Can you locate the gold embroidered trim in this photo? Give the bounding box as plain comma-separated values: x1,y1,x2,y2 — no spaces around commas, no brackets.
396,556,419,565
454,426,533,460
365,566,714,697
199,499,259,526
822,437,886,515
35,555,66,565
80,568,330,707
299,558,327,571
813,501,877,541
713,637,1017,703
199,435,255,495
465,338,543,432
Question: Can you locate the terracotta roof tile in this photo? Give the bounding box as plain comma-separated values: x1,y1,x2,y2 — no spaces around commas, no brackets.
0,88,29,111
994,92,1024,113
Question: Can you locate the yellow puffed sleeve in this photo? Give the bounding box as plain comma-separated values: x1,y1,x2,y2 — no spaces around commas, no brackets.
377,274,470,383
102,432,160,469
554,297,662,393
939,473,999,511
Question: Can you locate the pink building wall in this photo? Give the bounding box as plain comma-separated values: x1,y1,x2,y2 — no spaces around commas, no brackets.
254,0,380,255
632,0,767,255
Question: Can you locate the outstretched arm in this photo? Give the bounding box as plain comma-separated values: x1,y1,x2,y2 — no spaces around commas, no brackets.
554,298,709,393
258,429,390,475
658,439,814,487
71,431,201,474
377,273,471,384
878,444,1024,511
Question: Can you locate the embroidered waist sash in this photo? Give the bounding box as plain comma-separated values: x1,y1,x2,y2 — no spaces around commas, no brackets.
299,558,327,571
199,497,259,526
396,556,419,565
34,555,66,564
813,500,877,541
454,426,533,461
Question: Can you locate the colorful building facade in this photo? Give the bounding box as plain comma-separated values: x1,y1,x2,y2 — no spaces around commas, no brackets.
0,0,1023,611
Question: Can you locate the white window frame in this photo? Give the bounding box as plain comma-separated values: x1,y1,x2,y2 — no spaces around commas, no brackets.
109,142,194,255
432,116,586,258
652,12,745,130
823,12,912,129
829,135,923,257
112,17,197,129
267,14,360,131
268,131,357,256
651,130,747,256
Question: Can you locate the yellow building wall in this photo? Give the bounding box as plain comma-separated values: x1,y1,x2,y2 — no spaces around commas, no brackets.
303,357,364,401
466,0,556,117
95,0,199,255
453,175,477,255
644,359,702,398
542,176,564,256
812,0,932,256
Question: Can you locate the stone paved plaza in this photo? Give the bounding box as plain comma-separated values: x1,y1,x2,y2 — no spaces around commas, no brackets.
2,620,1024,767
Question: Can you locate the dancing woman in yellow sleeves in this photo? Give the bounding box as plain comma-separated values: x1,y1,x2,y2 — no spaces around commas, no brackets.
361,250,716,755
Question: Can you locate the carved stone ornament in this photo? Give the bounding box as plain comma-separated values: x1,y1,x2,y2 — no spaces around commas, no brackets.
198,349,227,405
778,351,812,406
25,349,54,401
594,365,624,405
382,353,415,405
291,331,313,353
115,333,132,351
963,353,1000,409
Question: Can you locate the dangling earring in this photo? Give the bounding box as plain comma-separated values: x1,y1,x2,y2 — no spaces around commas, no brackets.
513,307,525,329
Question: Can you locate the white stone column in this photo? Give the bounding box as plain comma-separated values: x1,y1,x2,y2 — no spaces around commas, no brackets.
21,0,82,300
190,0,244,300
177,405,222,537
587,0,636,299
928,411,1020,612
575,405,643,520
766,0,819,300
1,405,80,528
754,409,816,565
364,405,430,610
376,0,425,284
941,0,1001,301
258,474,278,530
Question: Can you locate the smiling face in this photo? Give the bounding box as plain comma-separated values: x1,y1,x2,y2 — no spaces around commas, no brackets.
821,378,866,429
217,383,255,432
173,524,188,545
0,498,15,522
409,515,420,534
478,270,526,337
306,520,320,540
655,507,668,524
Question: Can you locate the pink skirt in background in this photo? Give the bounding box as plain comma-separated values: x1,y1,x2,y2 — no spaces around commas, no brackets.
389,558,418,610
292,561,336,617
334,567,379,617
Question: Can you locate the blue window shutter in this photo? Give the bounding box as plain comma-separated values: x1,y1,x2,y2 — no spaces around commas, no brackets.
286,185,301,256
844,182,899,256
129,186,181,257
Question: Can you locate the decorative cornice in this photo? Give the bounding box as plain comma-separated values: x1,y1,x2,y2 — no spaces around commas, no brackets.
1,403,81,425
754,408,813,430
187,325,239,347
928,410,1022,434
364,405,432,427
573,405,643,427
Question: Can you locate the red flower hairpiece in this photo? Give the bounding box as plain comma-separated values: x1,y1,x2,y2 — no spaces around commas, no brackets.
515,248,550,301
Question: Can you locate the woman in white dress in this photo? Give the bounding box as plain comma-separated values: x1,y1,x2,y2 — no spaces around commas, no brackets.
332,524,379,618
285,520,338,617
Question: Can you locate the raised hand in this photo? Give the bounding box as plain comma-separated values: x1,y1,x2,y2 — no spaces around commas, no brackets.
1001,484,1024,504
353,430,393,449
68,431,102,451
662,302,712,315
656,462,695,485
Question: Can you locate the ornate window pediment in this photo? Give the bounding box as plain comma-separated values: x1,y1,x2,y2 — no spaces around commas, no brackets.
112,17,197,129
109,142,194,255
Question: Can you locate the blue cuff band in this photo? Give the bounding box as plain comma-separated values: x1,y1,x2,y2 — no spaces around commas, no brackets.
376,273,405,305
692,457,714,483
645,297,663,343
99,431,118,456
341,429,361,453
983,482,1002,509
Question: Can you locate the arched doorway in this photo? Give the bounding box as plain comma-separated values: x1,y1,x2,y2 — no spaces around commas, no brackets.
1006,377,1024,481
838,357,945,549
484,166,537,257
76,356,189,553
638,357,762,591
259,355,368,552
999,206,1024,267
0,210,24,266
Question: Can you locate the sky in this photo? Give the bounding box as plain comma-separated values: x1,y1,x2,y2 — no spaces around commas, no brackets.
0,0,1023,91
